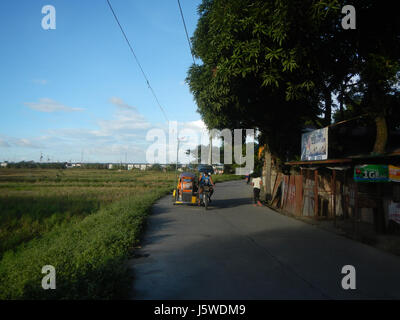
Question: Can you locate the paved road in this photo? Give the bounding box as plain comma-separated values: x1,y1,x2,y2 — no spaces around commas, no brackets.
129,180,400,299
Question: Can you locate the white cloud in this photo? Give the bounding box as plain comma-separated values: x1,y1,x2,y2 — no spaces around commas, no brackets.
7,97,229,163
32,79,48,85
13,138,43,149
96,97,151,135
109,97,136,110
179,119,207,132
0,139,10,147
16,97,154,162
0,135,45,149
24,98,84,112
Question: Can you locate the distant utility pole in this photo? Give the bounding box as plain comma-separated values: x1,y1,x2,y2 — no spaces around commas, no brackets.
40,152,43,162
176,136,187,171
208,132,212,165
176,138,180,172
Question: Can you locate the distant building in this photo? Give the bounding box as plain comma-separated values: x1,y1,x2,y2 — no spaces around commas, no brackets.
65,163,81,169
213,164,224,174
1,162,8,168
127,164,134,170
108,164,113,169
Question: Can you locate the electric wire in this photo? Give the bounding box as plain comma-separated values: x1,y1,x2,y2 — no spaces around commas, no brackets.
177,0,196,65
106,0,169,122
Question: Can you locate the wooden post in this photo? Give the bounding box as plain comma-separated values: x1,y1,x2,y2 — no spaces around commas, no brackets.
332,169,336,227
314,169,319,218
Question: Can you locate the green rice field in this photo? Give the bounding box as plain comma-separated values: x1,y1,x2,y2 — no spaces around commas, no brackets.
0,168,241,299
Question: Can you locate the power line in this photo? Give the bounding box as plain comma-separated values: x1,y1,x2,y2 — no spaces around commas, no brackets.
106,0,169,122
177,0,196,65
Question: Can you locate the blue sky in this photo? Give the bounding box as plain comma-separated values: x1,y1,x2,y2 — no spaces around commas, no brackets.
0,0,207,163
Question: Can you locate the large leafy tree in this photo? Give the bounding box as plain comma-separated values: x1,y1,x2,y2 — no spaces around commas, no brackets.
347,1,400,153
187,0,344,160
187,0,400,160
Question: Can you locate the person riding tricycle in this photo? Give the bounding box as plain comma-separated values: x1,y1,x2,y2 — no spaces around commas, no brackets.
172,165,215,210
197,165,215,209
198,172,214,207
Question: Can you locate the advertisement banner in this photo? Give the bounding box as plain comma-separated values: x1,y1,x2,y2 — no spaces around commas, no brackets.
354,165,388,182
389,165,400,182
389,201,400,225
301,127,328,161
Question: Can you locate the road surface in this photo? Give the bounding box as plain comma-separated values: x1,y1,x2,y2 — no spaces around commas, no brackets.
129,179,400,299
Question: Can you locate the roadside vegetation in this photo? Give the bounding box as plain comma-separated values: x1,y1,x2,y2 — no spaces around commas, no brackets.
187,0,400,163
0,168,242,299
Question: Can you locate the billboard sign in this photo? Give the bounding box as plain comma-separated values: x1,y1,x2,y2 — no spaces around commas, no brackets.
301,127,328,161
389,165,400,182
354,165,388,182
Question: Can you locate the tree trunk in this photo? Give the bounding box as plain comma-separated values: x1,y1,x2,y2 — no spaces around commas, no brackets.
372,115,388,154
264,148,272,200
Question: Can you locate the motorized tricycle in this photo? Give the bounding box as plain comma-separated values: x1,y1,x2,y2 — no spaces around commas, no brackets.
172,166,214,210
172,172,198,205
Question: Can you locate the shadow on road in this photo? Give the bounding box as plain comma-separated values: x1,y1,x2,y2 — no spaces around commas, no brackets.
208,197,252,210
129,180,400,300
130,220,400,300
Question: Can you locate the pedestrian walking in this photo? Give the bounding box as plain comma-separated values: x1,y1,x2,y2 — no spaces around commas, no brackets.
251,174,263,206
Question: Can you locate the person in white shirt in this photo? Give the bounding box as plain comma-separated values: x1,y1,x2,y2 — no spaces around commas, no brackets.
251,175,263,206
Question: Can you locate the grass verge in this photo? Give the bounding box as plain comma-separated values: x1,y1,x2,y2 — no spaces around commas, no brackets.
0,187,172,299
0,170,242,299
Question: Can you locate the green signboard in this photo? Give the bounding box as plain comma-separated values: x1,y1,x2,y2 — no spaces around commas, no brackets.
354,165,389,182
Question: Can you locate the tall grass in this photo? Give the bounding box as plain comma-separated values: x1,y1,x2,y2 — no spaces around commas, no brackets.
0,169,242,299
0,189,170,299
0,169,174,256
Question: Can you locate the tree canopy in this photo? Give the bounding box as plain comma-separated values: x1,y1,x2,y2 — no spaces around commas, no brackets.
187,0,400,160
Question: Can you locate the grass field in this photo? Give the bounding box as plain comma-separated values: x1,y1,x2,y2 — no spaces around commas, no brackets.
0,168,242,299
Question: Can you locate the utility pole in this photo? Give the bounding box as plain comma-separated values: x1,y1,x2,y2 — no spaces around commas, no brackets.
176,136,187,172
176,137,180,172
208,132,212,165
